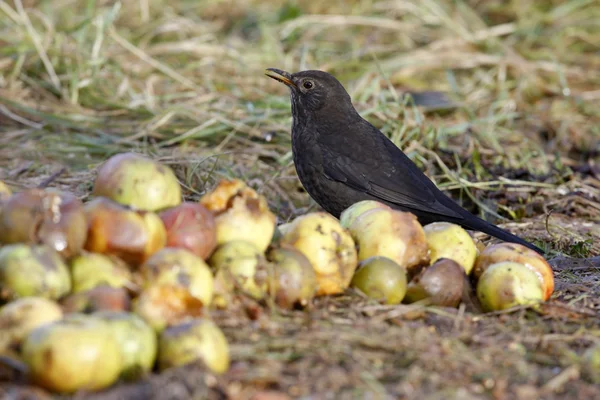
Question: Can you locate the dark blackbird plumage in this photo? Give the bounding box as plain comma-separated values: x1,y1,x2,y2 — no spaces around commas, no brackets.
265,68,544,255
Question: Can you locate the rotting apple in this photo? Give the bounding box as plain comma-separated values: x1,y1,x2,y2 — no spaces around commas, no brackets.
132,283,205,332
348,208,429,274
157,318,230,374
473,242,554,301
21,314,122,393
94,310,157,380
403,258,465,307
0,244,71,301
83,197,166,266
139,248,214,308
208,240,269,301
0,188,88,259
423,222,477,275
267,246,318,309
339,200,391,230
200,179,276,252
350,256,408,305
0,297,63,351
279,212,358,296
159,202,217,260
93,152,182,212
476,261,544,312
70,252,133,293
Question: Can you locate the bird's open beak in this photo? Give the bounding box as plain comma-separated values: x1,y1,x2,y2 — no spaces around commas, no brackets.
265,68,296,88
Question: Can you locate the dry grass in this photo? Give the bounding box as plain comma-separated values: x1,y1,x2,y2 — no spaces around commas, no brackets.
1,0,599,398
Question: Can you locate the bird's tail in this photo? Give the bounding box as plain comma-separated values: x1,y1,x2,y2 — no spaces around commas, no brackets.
459,212,545,255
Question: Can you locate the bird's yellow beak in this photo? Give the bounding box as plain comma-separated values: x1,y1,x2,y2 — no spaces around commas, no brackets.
265,68,296,88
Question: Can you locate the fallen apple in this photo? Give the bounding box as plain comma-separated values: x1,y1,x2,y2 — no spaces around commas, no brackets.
200,179,276,252
350,256,408,305
83,197,167,266
0,297,63,351
21,314,122,393
132,283,205,332
476,261,544,312
93,152,182,212
0,244,71,301
70,252,133,293
473,242,554,301
139,248,214,308
209,240,270,301
94,310,157,380
0,188,88,259
423,222,477,275
157,318,230,374
403,258,465,307
278,212,358,296
267,246,318,308
348,208,429,273
339,200,391,229
159,202,217,260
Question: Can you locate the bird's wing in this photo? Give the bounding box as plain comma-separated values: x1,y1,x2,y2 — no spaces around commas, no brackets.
316,120,464,219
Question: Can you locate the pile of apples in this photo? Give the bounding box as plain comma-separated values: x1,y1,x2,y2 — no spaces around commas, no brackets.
0,152,555,394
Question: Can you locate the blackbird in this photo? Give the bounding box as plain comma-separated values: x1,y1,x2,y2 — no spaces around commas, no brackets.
265,68,544,255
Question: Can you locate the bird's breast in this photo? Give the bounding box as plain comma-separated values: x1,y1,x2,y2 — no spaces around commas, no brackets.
290,125,357,217
291,127,321,178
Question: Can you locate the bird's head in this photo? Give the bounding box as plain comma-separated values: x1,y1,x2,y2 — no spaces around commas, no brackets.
265,68,354,115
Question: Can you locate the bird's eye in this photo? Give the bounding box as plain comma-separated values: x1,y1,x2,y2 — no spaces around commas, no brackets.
303,81,314,89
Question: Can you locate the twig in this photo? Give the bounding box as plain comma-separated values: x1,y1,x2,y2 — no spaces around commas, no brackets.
37,168,67,189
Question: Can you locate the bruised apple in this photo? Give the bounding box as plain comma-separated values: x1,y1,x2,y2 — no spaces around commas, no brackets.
348,208,429,273
267,247,318,308
476,261,544,312
0,297,63,351
339,200,391,229
0,188,87,259
209,240,269,301
158,318,230,374
159,202,217,260
403,258,465,307
139,248,214,308
93,152,182,212
133,283,205,332
279,212,357,296
473,242,554,301
22,315,122,393
70,252,133,293
200,179,276,252
423,222,477,275
350,256,407,305
0,244,71,301
84,197,166,266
